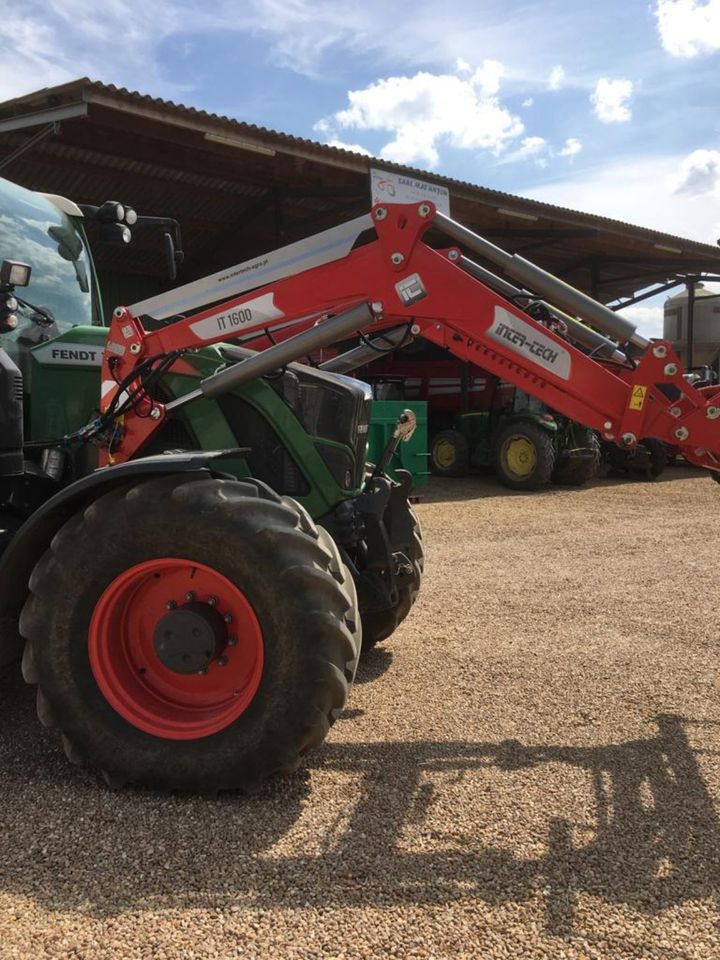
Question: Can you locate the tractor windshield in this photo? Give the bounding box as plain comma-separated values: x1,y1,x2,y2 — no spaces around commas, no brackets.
0,177,97,357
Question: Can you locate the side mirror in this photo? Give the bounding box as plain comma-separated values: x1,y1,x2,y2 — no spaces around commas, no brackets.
163,230,185,281
163,232,177,282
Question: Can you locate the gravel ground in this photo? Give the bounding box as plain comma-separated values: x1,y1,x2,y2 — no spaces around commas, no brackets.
1,467,719,959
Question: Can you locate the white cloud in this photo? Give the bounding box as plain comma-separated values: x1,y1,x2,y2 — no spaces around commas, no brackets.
470,59,505,95
321,62,523,168
655,0,720,57
559,137,582,158
522,97,534,107
548,65,566,90
455,57,471,74
616,304,664,340
498,136,581,167
0,1,187,99
499,136,549,166
673,149,720,196
324,138,373,157
522,153,720,245
590,78,633,123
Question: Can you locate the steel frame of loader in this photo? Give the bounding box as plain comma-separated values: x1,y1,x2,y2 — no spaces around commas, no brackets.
99,201,720,475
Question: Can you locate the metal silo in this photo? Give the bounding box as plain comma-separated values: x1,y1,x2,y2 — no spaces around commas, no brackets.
663,282,720,368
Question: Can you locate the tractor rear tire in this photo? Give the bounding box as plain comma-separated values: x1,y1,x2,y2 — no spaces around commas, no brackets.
430,430,470,477
552,426,601,486
361,506,424,649
19,474,360,794
493,421,556,491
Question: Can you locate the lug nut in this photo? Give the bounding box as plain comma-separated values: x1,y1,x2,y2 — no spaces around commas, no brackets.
217,656,229,667
227,637,237,647
207,596,217,606
185,591,195,602
166,600,177,610
224,613,233,624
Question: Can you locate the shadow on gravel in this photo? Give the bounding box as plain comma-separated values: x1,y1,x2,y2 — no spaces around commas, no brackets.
354,645,393,684
0,664,718,940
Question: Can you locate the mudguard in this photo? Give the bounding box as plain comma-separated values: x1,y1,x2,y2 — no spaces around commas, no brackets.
0,450,244,668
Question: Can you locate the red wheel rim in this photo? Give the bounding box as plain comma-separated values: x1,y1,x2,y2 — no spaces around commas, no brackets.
88,558,264,740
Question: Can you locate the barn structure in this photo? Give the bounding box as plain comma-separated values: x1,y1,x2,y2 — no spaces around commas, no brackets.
0,77,719,361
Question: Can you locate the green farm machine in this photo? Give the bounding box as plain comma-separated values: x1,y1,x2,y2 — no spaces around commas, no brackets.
1,176,719,795
430,387,600,490
0,176,422,793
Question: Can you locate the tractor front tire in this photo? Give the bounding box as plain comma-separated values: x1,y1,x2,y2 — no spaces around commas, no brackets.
430,430,470,477
361,506,424,649
20,474,360,794
493,421,556,491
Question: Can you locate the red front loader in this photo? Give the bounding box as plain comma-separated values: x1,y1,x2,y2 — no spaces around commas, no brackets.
0,199,717,793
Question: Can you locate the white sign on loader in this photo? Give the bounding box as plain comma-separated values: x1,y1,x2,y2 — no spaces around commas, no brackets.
370,168,451,215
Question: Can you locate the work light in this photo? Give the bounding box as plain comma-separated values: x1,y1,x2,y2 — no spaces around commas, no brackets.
0,260,31,287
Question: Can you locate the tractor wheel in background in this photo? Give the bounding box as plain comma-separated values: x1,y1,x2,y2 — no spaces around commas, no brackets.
552,426,602,486
360,506,424,650
430,429,470,477
20,474,360,794
605,437,667,480
639,438,667,479
492,421,556,491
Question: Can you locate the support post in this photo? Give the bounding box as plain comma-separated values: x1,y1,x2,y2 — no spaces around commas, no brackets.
687,278,696,370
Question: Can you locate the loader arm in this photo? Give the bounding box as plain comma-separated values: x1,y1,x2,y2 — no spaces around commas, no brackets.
99,201,720,473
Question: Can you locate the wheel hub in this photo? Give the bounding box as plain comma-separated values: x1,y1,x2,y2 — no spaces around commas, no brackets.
153,602,227,675
505,437,537,477
88,558,264,740
434,439,456,468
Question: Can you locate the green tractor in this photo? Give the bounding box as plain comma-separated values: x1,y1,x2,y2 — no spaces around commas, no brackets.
0,176,423,793
430,386,600,491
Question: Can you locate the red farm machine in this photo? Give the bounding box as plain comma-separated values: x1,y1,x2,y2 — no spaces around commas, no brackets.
1,184,718,793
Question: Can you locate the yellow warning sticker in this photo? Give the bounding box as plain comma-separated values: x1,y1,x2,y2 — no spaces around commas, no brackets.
629,385,647,411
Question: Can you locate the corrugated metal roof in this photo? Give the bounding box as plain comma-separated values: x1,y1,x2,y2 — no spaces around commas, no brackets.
3,77,719,257
1,77,719,306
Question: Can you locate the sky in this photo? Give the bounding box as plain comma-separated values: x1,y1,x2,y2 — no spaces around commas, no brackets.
1,0,719,338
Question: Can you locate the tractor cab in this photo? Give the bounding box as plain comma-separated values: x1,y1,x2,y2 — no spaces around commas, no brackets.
0,177,100,376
